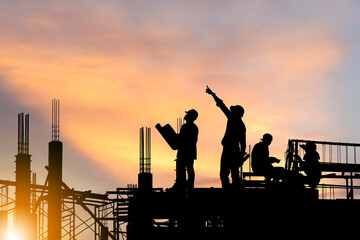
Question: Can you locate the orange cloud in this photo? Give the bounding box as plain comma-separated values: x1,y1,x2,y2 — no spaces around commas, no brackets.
0,2,347,188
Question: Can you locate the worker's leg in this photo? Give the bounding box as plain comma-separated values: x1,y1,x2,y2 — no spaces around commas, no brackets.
272,167,285,182
176,158,186,189
231,161,240,186
185,158,195,190
220,150,231,188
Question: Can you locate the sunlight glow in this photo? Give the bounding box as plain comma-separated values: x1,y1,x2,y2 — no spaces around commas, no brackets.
7,231,19,240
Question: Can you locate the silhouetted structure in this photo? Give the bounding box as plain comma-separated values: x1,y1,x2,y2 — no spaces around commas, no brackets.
15,113,36,240
4,96,360,240
138,127,153,190
125,139,360,240
100,226,109,240
286,139,360,199
206,86,246,188
48,99,63,240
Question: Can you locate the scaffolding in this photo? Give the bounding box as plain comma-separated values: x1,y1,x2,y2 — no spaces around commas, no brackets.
0,105,121,240
0,178,114,240
104,186,137,240
286,139,360,199
4,100,360,240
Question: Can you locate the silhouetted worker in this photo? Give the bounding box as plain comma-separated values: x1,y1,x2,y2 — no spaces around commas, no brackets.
206,86,246,188
175,109,199,191
251,133,284,182
300,141,321,189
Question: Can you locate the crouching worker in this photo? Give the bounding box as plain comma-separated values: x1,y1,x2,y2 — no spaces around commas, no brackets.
251,133,284,182
300,141,321,189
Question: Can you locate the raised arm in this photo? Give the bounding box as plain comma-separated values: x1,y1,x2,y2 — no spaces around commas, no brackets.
206,86,231,117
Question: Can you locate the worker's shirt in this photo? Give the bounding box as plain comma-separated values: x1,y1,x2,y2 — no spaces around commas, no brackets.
303,151,321,175
177,122,198,160
216,98,246,152
251,142,271,173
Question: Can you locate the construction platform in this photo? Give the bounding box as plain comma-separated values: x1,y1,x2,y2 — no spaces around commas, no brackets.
124,186,360,240
120,138,360,240
3,112,360,240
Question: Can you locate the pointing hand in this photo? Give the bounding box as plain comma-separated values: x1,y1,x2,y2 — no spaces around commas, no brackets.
206,85,214,95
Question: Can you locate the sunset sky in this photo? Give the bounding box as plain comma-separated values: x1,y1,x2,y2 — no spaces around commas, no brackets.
1,0,360,195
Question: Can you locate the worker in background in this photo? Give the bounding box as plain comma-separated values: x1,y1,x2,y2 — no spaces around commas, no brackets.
206,86,247,189
175,109,199,191
300,141,321,189
251,133,284,182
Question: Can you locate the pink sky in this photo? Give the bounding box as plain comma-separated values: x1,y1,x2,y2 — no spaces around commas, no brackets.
3,3,360,239
0,1,358,192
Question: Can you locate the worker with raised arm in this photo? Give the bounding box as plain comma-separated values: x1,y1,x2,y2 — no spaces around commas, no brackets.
206,86,246,188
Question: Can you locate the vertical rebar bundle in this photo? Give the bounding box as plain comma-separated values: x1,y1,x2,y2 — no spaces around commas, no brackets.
139,127,151,173
140,128,144,173
52,99,60,141
177,117,183,134
18,113,29,154
139,127,152,190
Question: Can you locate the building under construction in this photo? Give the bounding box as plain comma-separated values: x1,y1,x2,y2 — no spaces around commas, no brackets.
1,101,360,239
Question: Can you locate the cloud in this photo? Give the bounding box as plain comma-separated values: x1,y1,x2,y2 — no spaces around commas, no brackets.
0,1,348,188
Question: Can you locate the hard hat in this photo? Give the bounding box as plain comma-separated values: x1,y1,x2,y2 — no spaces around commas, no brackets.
185,109,198,120
230,105,244,116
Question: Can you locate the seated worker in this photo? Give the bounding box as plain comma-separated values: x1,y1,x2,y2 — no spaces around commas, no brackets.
300,141,321,189
251,133,284,182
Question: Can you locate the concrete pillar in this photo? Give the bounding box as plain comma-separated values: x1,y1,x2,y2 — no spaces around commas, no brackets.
48,141,63,240
15,153,31,238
